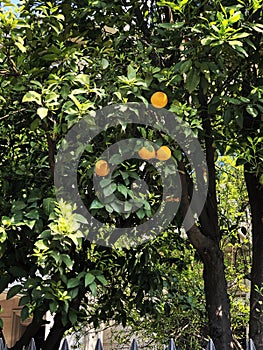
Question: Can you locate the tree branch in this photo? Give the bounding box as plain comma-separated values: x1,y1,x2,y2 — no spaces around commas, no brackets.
178,160,215,256
198,79,220,242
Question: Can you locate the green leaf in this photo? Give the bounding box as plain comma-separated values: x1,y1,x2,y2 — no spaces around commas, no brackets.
235,113,244,128
173,149,182,161
69,287,79,299
43,198,56,215
24,219,36,230
246,105,258,118
39,230,51,239
96,275,108,286
69,94,81,109
0,227,7,244
109,153,123,164
229,98,242,105
201,37,216,46
19,295,31,306
124,201,133,212
49,301,59,314
136,208,145,219
21,306,29,321
34,240,46,252
37,107,48,119
252,24,263,33
22,91,42,105
74,213,88,224
15,41,26,53
232,32,250,39
105,204,114,213
103,183,117,197
7,285,22,299
185,69,200,93
118,184,128,198
89,281,97,296
157,0,186,11
109,201,122,213
61,254,73,268
85,273,95,287
50,251,61,263
234,45,248,57
99,178,112,188
71,88,88,95
28,188,42,202
25,209,39,220
158,22,184,29
11,201,26,213
127,65,136,80
75,74,90,85
61,313,68,327
67,278,79,289
180,60,192,74
230,12,241,23
90,199,104,210
239,97,250,103
41,54,58,61
101,58,109,69
69,309,78,325
224,108,232,124
0,275,10,293
228,40,243,47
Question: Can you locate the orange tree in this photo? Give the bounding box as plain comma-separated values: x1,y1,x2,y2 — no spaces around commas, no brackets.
0,1,263,350
0,2,201,350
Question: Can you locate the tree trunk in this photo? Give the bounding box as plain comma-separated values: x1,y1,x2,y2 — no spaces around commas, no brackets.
42,312,71,350
10,306,47,350
203,242,233,350
179,160,234,350
186,223,234,350
42,295,83,350
180,85,234,350
245,167,263,350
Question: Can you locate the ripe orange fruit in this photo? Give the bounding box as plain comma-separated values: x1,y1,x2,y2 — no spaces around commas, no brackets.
156,146,171,161
150,92,168,108
138,146,155,160
95,160,110,177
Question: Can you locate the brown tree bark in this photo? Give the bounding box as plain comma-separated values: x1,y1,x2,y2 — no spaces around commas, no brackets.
41,294,83,350
202,242,233,350
10,306,47,350
42,312,71,350
179,160,234,350
178,84,234,350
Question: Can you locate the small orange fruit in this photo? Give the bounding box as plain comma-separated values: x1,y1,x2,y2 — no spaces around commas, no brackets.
156,146,171,161
150,91,168,108
95,160,110,177
138,146,155,160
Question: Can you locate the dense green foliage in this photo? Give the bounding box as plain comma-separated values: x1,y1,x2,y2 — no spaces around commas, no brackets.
0,0,262,349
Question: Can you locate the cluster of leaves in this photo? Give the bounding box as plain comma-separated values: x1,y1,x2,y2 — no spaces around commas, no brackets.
111,237,207,350
0,0,262,348
217,156,251,343
12,200,107,326
77,123,180,229
0,1,185,343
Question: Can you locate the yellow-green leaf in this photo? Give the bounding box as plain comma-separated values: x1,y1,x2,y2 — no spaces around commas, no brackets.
22,91,42,105
37,107,48,119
